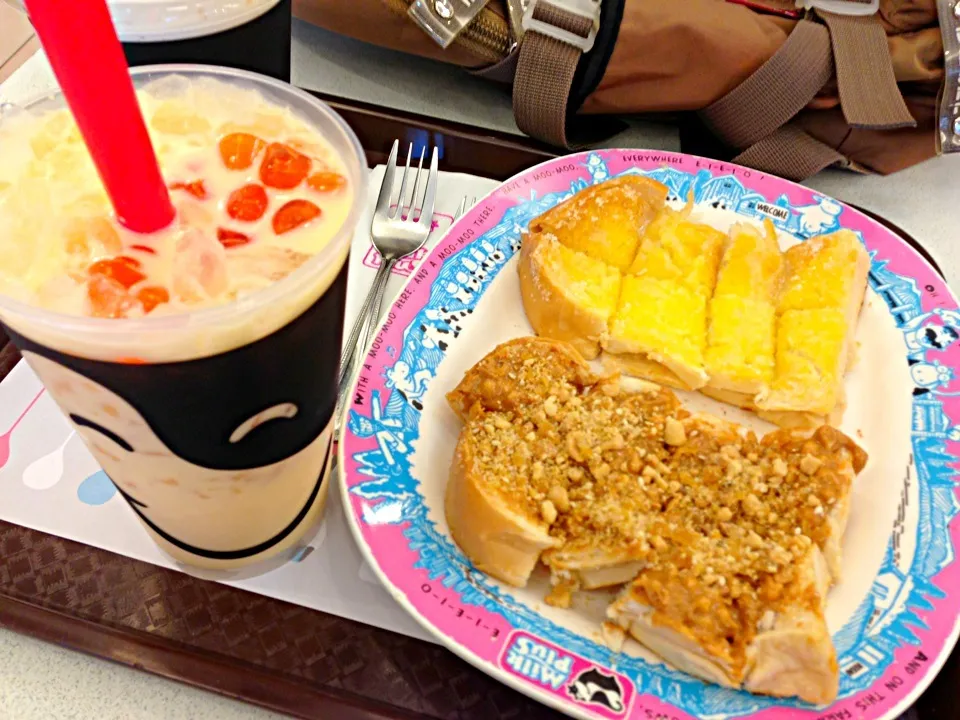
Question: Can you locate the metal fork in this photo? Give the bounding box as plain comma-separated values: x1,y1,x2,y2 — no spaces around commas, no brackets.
455,195,477,218
336,140,439,411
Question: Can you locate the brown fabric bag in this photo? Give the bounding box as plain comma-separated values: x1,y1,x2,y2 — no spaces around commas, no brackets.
294,0,954,180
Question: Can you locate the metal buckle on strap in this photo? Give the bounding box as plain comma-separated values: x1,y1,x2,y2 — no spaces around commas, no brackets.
408,0,493,49
795,0,879,16
521,0,600,52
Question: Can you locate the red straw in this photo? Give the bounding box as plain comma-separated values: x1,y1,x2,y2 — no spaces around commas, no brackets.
24,0,175,234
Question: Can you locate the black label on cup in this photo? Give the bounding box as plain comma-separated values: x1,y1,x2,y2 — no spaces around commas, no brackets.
2,263,347,561
6,264,347,471
114,434,332,561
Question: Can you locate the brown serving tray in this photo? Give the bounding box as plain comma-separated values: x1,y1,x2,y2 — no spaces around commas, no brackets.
0,94,952,720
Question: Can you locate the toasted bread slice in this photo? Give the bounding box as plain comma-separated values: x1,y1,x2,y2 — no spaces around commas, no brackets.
517,177,868,429
446,336,597,421
447,338,867,703
755,231,869,427
537,383,684,600
446,415,563,587
626,205,727,294
604,274,710,389
518,231,621,360
528,175,668,270
447,338,866,572
605,420,864,705
760,309,850,419
602,205,725,390
609,542,837,705
777,230,870,314
705,222,782,396
446,337,682,591
601,351,698,391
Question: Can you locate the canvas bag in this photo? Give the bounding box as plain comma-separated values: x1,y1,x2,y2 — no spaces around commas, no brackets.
294,0,959,180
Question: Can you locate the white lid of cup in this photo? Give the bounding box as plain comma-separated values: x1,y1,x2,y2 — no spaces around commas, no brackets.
111,0,284,42
8,0,283,43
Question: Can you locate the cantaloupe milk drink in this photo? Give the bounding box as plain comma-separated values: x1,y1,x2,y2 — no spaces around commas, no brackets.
0,66,367,570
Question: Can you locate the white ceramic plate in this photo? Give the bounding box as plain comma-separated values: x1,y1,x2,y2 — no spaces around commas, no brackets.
339,149,960,720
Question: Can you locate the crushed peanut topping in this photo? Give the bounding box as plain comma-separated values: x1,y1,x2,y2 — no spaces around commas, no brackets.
449,337,867,677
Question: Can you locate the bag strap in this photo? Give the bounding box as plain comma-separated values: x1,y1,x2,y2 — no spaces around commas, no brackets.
700,19,835,149
816,9,916,128
510,0,912,180
511,0,604,147
732,124,848,180
699,1,914,179
699,18,847,180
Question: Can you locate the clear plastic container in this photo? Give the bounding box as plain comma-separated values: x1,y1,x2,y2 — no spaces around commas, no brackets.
0,64,367,362
4,1,284,43
0,65,368,571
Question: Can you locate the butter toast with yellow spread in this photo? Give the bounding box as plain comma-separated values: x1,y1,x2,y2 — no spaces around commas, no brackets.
517,178,869,427
603,205,726,390
518,231,621,360
702,220,782,407
756,230,869,427
525,175,669,270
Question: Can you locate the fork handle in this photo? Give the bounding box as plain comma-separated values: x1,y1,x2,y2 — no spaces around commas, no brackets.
360,258,397,356
336,259,394,407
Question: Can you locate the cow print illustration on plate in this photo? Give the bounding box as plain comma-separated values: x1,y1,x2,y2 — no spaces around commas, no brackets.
567,667,626,713
445,270,484,305
418,307,475,356
420,322,452,352
462,241,507,276
385,360,432,411
424,307,473,336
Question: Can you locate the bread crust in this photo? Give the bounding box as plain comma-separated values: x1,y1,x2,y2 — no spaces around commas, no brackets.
518,232,613,360
446,428,561,587
609,545,838,705
600,351,699,391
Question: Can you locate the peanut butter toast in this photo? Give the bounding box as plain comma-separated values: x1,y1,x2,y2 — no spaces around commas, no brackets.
446,337,867,704
608,422,865,704
447,337,678,589
446,335,598,421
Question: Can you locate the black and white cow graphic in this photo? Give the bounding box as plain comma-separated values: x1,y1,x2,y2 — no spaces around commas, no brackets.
469,240,507,274
420,322,452,352
481,247,506,273
567,668,625,713
424,307,473,337
384,360,431,411
445,270,485,305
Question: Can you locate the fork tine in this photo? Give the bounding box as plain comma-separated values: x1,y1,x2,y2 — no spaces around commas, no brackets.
391,143,413,219
455,196,467,219
374,140,399,218
418,147,440,230
407,146,427,221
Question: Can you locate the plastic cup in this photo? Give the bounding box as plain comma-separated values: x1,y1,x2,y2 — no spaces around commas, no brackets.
0,65,367,572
